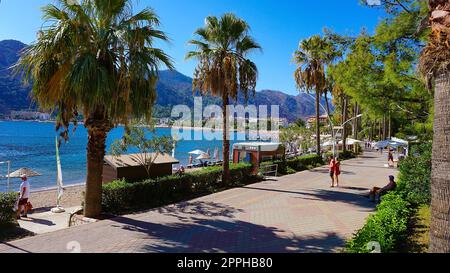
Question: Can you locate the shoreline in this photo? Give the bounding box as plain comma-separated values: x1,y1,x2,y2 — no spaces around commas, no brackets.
29,184,85,210
30,181,85,193
1,119,280,135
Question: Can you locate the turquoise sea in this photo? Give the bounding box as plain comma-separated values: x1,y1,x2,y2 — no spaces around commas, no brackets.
0,120,261,192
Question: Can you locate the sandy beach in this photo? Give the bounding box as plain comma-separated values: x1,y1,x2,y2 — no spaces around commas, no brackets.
29,184,84,210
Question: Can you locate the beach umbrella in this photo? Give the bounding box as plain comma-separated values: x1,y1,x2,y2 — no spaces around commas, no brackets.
189,149,205,155
374,140,390,149
196,153,211,160
7,167,41,178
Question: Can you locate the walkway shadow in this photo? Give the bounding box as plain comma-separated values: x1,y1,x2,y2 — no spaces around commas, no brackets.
23,218,56,226
308,169,356,175
109,215,347,253
156,201,243,221
358,155,378,159
342,163,392,170
0,242,32,253
338,186,369,191
242,186,375,209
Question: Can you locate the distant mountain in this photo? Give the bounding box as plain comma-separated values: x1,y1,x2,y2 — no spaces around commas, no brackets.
0,39,329,121
0,40,35,115
155,70,327,122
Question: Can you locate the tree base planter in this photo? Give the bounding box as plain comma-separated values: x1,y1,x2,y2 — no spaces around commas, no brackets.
68,209,98,227
51,206,65,213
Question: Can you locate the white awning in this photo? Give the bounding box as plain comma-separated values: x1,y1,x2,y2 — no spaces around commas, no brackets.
188,149,206,155
232,142,283,152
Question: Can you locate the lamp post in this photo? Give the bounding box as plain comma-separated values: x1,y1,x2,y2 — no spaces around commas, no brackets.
303,93,363,158
333,114,363,158
304,93,335,154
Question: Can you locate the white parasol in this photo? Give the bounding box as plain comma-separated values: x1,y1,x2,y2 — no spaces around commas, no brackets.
196,153,211,160
189,149,205,155
7,167,41,178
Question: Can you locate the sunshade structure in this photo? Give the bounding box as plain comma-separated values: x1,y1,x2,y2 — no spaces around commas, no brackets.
196,153,211,160
321,138,362,147
189,149,205,155
7,167,42,178
374,138,408,149
344,138,363,145
322,139,338,147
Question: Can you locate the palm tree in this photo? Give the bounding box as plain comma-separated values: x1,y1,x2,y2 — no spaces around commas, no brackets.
17,0,173,217
419,0,450,253
186,13,261,184
294,35,334,155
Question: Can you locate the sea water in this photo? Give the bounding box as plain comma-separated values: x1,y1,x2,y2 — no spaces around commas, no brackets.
0,120,264,192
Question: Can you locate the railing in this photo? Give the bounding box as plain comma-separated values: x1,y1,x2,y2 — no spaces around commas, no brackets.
258,164,278,178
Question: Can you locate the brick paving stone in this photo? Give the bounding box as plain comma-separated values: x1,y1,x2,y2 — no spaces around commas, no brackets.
0,151,397,253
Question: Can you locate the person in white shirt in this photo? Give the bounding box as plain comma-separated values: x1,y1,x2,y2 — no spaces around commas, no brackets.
17,174,30,219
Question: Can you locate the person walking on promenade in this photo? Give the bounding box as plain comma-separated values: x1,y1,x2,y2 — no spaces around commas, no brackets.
387,150,394,167
17,174,30,219
329,156,336,187
334,158,341,187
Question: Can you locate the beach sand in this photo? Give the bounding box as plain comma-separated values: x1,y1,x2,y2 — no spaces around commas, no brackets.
29,184,84,210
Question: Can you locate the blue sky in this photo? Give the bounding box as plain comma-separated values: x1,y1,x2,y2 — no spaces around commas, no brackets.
0,0,385,95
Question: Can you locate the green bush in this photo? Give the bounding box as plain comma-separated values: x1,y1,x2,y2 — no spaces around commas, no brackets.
338,150,356,160
325,150,356,161
261,154,323,176
0,192,17,225
346,192,410,253
286,154,323,172
102,163,254,214
396,143,431,206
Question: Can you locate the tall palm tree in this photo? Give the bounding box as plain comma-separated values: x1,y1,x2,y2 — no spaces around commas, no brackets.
17,0,173,217
294,35,334,155
186,13,261,184
419,0,450,253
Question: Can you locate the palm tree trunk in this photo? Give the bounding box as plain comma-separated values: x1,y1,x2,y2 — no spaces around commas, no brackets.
378,120,382,141
222,93,230,185
342,96,348,152
315,92,321,155
388,110,392,138
84,114,110,218
430,71,450,253
324,92,331,118
353,103,358,139
353,103,359,153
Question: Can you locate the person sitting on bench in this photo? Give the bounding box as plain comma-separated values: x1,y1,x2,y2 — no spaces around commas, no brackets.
369,175,397,203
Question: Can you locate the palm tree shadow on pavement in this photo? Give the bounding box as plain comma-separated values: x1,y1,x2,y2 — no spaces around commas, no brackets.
155,201,244,221
242,186,375,209
109,214,347,253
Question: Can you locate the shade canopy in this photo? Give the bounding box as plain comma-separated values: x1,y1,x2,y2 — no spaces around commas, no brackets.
344,138,363,145
375,139,408,148
188,149,205,155
7,167,42,178
322,138,362,147
196,153,211,160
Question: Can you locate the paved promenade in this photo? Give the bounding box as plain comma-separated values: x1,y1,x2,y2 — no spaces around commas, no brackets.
0,151,396,253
